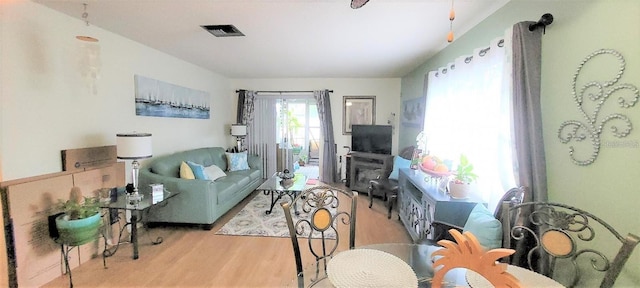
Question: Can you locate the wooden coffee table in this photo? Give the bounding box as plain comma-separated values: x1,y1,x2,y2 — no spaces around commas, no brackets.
257,173,307,215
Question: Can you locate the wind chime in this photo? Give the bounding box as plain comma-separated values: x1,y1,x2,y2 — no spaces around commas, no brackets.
76,3,101,95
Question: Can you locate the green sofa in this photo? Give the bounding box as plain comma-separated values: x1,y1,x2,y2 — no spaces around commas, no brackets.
138,147,263,230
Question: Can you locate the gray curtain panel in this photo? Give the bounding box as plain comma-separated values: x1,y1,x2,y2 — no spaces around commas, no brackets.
314,90,338,183
236,90,246,124
235,90,256,152
512,22,547,203
242,91,256,126
511,21,548,271
236,90,256,126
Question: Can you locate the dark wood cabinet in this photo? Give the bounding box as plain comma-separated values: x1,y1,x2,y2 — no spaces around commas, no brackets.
347,152,393,195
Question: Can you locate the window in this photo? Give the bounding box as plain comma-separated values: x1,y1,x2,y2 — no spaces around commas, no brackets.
422,36,516,212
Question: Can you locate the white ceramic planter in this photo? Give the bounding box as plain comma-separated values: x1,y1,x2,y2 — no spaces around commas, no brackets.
448,182,473,199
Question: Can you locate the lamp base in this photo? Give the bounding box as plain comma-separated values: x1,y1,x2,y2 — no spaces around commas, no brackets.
236,138,243,152
126,192,143,206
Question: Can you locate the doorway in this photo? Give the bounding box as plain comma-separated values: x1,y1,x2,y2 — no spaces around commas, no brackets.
276,99,320,180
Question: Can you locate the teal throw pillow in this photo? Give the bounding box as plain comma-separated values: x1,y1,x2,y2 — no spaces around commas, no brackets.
389,156,412,180
225,151,250,172
186,161,209,180
462,203,502,249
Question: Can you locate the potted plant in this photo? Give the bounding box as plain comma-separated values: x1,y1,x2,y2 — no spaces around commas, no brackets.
448,154,478,199
55,192,102,246
298,154,308,166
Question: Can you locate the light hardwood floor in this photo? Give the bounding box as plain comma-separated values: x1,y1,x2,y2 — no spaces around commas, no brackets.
43,184,412,287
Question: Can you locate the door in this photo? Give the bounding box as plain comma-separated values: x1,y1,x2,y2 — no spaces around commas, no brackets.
276,98,320,179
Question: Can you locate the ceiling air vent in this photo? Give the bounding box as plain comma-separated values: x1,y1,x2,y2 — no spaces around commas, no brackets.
201,25,245,37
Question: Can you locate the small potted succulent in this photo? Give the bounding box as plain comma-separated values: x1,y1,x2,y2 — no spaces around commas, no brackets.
55,190,102,246
448,154,478,199
298,154,308,166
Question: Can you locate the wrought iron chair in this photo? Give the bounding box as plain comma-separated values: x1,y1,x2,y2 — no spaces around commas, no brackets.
493,186,526,220
367,146,414,219
281,185,357,288
501,202,640,288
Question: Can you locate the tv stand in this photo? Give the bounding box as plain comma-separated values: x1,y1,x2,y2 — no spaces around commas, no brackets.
347,152,393,195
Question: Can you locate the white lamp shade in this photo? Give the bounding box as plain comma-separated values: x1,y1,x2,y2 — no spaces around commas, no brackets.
231,124,247,137
116,133,153,159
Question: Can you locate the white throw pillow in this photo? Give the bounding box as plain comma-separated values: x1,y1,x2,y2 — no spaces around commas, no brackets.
204,164,227,181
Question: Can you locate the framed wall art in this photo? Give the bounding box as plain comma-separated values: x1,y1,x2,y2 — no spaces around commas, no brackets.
343,96,375,134
134,75,211,119
401,97,425,128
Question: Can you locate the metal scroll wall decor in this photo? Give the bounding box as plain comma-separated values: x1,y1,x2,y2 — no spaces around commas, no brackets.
558,49,639,166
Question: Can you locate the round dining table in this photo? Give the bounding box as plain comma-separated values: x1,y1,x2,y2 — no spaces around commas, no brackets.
285,243,464,287
285,243,564,288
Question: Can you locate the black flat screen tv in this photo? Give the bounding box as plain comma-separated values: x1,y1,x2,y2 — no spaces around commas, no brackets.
351,125,392,155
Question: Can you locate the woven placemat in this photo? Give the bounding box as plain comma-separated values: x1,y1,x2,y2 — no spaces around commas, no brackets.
327,249,418,288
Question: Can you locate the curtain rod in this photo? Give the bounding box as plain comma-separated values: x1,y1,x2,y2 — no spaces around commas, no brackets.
529,13,553,32
235,90,333,94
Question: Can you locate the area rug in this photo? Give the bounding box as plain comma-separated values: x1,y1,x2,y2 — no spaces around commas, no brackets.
215,190,336,239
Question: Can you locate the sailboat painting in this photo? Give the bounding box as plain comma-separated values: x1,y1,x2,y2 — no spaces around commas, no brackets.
134,75,210,119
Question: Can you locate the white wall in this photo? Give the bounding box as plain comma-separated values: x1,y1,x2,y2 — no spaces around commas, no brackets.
231,78,401,180
1,1,235,181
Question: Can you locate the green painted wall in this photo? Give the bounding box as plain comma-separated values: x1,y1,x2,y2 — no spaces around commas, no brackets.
400,0,640,285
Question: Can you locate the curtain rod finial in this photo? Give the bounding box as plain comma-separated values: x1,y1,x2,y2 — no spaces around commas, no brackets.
529,13,554,32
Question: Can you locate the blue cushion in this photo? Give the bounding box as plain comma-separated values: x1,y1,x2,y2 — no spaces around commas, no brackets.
462,204,502,249
389,156,412,180
186,161,209,180
225,151,250,172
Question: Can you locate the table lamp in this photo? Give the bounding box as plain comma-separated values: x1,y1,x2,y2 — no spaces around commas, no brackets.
116,133,152,202
230,124,247,151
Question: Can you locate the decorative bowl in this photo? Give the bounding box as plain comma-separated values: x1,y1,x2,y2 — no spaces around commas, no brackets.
279,179,294,189
419,164,453,178
276,169,295,180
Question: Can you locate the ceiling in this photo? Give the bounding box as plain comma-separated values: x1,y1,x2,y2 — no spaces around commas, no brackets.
33,0,511,78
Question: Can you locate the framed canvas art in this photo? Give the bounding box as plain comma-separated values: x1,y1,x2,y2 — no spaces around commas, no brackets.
401,97,425,128
134,75,210,119
343,96,375,134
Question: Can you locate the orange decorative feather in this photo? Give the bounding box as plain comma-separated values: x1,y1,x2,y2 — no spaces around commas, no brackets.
431,230,521,288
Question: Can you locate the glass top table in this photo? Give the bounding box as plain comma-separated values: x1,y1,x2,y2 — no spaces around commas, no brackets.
285,244,466,288
100,187,178,260
100,188,175,211
257,172,307,215
286,243,563,287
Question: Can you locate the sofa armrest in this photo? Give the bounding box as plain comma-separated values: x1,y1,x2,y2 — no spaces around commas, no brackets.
247,154,263,170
